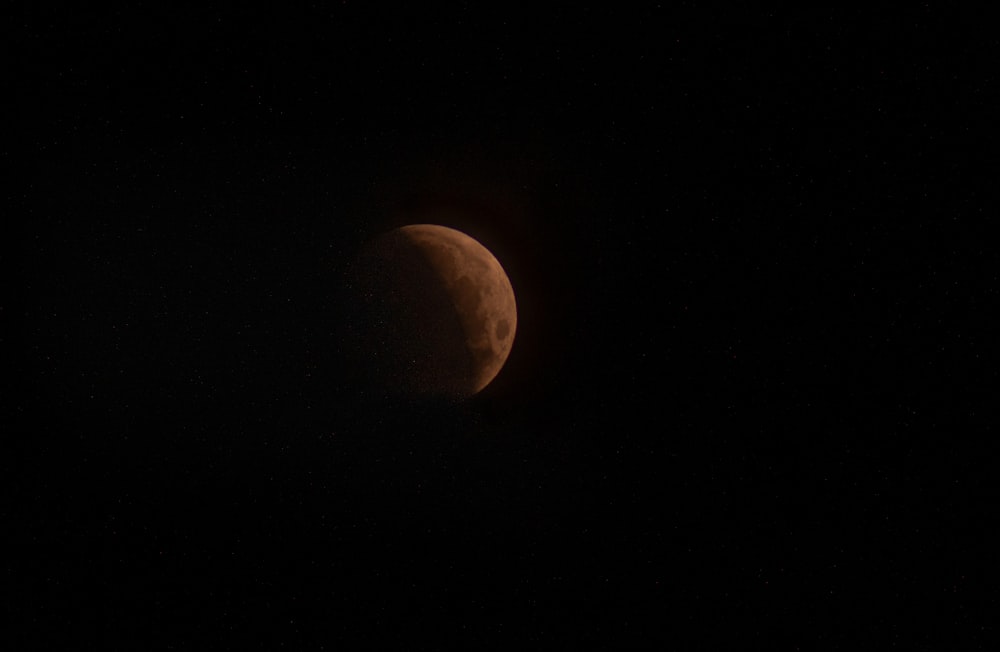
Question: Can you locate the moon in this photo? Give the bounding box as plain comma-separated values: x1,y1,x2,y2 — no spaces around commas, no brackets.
344,224,517,398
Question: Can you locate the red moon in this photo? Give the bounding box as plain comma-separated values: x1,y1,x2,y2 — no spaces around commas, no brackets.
346,224,517,398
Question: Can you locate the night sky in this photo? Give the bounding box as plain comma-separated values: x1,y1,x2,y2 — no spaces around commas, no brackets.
16,6,995,648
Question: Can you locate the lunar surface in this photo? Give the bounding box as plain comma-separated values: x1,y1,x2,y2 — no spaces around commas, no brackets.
344,224,517,398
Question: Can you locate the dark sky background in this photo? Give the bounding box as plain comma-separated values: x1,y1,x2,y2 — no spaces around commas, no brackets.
16,5,995,649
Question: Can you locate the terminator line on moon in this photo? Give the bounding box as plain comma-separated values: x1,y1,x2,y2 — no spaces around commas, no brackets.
345,224,517,398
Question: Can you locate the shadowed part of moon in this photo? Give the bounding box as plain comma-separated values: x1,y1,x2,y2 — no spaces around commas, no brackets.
343,224,517,399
